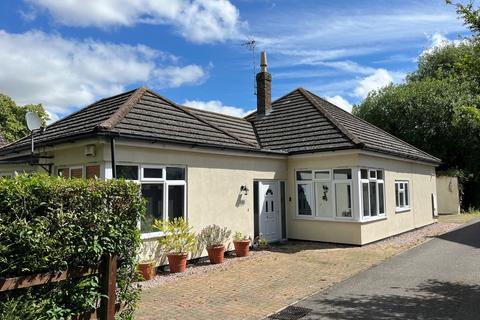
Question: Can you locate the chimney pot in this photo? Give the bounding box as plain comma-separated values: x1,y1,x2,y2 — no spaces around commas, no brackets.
256,51,271,117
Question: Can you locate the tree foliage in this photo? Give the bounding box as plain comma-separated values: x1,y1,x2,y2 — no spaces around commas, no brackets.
353,2,480,209
0,94,49,143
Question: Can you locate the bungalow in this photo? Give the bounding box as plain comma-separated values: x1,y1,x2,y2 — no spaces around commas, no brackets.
0,52,440,262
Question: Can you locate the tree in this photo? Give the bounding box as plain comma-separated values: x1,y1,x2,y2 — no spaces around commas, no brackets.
0,94,49,143
353,2,480,209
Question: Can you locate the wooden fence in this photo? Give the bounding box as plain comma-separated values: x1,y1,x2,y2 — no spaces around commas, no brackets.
0,254,119,320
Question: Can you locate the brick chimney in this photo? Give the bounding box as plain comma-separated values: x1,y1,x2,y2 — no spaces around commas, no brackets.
256,51,271,117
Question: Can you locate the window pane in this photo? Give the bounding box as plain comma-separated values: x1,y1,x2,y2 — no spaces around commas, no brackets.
333,169,352,180
369,170,376,179
405,183,409,206
297,183,313,215
314,171,330,180
144,168,163,179
335,183,352,217
70,168,83,178
167,167,185,180
141,184,164,233
370,181,377,216
116,165,138,180
378,183,385,214
296,171,312,181
395,183,399,207
361,169,368,179
168,185,185,220
377,170,383,180
58,168,69,178
315,182,332,218
362,182,370,217
399,192,405,207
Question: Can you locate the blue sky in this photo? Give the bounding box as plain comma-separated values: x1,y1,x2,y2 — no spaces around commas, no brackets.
0,0,470,121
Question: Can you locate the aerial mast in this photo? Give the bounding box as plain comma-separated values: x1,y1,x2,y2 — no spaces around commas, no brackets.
241,38,257,96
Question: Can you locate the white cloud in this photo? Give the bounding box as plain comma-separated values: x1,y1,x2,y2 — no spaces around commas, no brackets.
354,69,394,98
0,30,206,118
326,95,353,112
421,32,467,56
183,99,250,117
26,0,245,43
154,65,206,88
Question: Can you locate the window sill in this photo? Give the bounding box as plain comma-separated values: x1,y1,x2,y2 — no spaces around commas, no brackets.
360,215,387,223
295,215,387,223
395,208,411,214
294,216,357,223
140,231,165,240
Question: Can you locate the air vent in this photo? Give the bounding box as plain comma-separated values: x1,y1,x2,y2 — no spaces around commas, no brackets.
268,306,312,320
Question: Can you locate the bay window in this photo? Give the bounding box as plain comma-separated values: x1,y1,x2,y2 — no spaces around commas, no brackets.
395,181,410,212
361,169,385,218
116,164,187,234
295,167,386,221
295,168,352,219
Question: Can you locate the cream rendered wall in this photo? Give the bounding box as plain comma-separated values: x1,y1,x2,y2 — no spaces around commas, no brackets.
0,163,34,176
0,139,105,177
287,153,362,245
50,141,105,177
358,154,437,244
436,176,460,214
286,152,437,245
111,144,287,263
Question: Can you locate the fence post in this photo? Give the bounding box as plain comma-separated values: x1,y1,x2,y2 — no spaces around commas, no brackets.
99,254,117,320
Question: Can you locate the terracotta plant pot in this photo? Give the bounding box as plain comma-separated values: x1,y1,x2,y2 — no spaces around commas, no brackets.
206,245,225,264
138,262,157,281
167,253,188,273
233,240,250,257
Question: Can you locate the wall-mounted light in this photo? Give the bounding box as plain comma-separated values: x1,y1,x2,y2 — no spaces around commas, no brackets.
240,185,249,196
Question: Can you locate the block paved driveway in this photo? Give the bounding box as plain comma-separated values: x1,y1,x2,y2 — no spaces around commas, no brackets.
288,219,480,320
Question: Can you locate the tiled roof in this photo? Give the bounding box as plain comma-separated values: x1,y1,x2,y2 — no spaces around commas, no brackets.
246,89,357,153
0,87,269,156
0,86,440,164
302,89,440,164
0,89,136,154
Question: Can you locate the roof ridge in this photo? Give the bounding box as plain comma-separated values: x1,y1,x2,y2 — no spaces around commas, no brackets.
305,89,441,162
244,87,305,121
97,87,148,130
145,89,259,148
298,88,364,147
182,105,250,121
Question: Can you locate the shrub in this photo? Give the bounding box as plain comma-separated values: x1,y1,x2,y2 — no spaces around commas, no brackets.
198,225,231,248
153,218,197,254
0,173,144,319
233,231,250,241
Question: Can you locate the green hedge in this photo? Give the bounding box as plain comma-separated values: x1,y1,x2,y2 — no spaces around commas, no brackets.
0,174,145,319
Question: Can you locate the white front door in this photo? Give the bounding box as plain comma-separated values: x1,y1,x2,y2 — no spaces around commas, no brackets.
259,181,281,242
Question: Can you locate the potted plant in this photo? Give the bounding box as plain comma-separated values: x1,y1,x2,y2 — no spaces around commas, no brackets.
253,233,269,250
233,231,251,257
153,218,197,273
137,260,157,281
198,225,231,264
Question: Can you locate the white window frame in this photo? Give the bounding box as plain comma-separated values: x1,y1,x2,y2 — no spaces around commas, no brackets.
295,168,354,221
296,177,314,217
360,168,386,221
116,163,187,239
395,180,410,213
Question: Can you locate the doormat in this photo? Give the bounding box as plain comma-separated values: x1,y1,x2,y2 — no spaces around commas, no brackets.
267,306,312,320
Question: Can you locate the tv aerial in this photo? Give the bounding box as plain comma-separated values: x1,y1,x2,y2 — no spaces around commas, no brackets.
241,38,257,96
